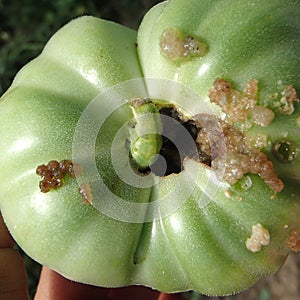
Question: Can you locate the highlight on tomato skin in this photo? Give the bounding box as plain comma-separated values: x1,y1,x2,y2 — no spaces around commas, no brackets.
0,0,299,297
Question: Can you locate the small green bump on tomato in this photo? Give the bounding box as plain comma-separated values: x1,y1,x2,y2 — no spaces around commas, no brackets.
160,28,208,60
272,139,297,163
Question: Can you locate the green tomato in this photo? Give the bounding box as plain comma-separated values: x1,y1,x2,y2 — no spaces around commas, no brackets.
0,0,299,297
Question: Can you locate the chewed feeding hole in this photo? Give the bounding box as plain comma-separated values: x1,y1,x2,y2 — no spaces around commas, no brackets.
129,77,288,194
132,104,212,177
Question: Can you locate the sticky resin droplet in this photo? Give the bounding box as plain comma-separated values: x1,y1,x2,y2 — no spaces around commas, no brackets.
209,78,276,127
207,79,284,193
272,139,297,163
250,106,274,127
160,28,208,60
224,190,232,198
246,223,270,253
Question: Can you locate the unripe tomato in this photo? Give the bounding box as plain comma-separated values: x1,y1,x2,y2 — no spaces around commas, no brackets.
0,0,299,296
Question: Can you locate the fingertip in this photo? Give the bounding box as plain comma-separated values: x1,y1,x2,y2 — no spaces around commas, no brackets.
0,248,29,300
0,213,15,248
0,214,28,300
108,285,160,300
35,267,110,300
158,292,186,300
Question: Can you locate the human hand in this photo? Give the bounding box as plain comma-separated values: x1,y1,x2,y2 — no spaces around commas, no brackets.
0,213,184,300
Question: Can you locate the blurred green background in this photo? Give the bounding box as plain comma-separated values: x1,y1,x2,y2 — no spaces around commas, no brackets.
0,1,297,299
0,0,161,95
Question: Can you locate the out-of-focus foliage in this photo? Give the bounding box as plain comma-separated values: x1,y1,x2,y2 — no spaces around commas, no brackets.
0,0,161,95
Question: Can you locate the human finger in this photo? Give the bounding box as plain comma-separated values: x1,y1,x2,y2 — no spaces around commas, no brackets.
0,213,29,300
108,285,160,300
34,266,110,300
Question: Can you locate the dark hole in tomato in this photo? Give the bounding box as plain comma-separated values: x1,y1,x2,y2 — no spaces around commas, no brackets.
140,106,211,176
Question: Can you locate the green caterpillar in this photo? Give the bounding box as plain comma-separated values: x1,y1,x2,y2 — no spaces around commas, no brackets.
128,99,163,169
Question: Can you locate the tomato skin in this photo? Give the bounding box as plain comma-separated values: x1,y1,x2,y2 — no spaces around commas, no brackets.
0,1,300,296
0,16,145,287
138,0,300,103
